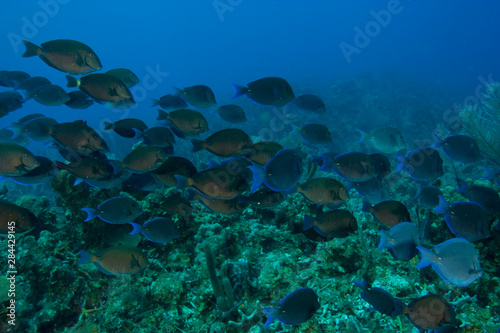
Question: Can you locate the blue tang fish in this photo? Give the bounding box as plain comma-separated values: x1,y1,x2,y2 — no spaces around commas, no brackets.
416,238,482,287
353,279,403,317
433,133,480,163
456,179,500,215
396,147,443,182
262,288,320,327
81,196,143,224
129,217,179,244
378,222,420,261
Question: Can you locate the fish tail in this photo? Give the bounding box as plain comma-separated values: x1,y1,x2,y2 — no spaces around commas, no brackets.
175,175,192,189
77,250,94,265
415,246,438,269
262,307,280,327
191,139,207,153
456,178,468,194
361,200,371,213
21,40,41,57
378,230,390,250
103,122,115,130
431,132,443,148
356,129,369,144
54,161,69,171
303,215,315,231
433,195,449,215
157,109,169,120
5,126,22,139
247,166,265,193
395,153,406,172
290,125,301,135
151,99,160,107
231,83,248,99
353,279,368,291
132,128,144,139
480,167,497,180
129,222,143,235
392,299,405,317
81,207,99,222
65,75,80,88
73,178,84,186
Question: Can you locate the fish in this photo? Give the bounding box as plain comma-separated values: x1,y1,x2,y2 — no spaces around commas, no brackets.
103,118,148,138
378,222,420,261
238,187,284,209
189,191,246,215
151,156,197,187
84,168,131,189
78,246,149,275
402,294,459,330
332,152,375,182
122,145,169,173
192,128,253,158
296,177,348,207
248,148,304,193
25,84,70,106
357,126,405,154
55,158,113,183
16,76,51,92
416,238,482,287
481,167,500,187
348,177,388,204
291,123,332,146
433,134,480,164
174,85,216,108
129,217,179,244
10,115,58,142
157,109,208,138
22,39,102,75
311,152,336,171
138,126,176,148
456,179,500,214
434,196,490,242
353,279,403,317
0,70,30,88
293,94,326,116
263,288,320,327
66,74,135,109
159,192,193,216
245,141,283,166
64,91,94,109
413,185,442,209
0,200,38,234
151,94,188,109
128,173,162,192
105,68,140,88
176,165,249,200
50,121,108,156
8,156,59,185
396,147,444,182
362,200,410,227
216,104,247,123
303,209,357,239
81,196,143,224
369,153,391,178
0,143,39,176
232,77,295,107
0,128,29,146
0,91,24,116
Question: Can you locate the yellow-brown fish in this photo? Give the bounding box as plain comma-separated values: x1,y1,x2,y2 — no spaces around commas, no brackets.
245,141,283,166
151,156,197,186
22,39,102,75
49,121,108,156
191,128,253,157
303,209,357,239
122,145,169,173
362,200,410,227
297,177,348,207
78,246,149,275
0,143,39,176
157,109,208,138
0,200,38,234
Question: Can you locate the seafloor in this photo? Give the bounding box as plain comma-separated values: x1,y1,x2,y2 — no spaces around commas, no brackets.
0,72,499,333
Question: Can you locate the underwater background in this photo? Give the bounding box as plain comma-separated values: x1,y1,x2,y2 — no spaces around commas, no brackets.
1,0,500,332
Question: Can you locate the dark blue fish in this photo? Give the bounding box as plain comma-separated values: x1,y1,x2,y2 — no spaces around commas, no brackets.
81,196,143,224
216,104,247,123
248,148,304,192
481,167,500,187
232,77,295,107
137,126,176,148
332,152,375,182
16,76,51,92
456,179,500,214
291,123,332,146
413,185,442,209
128,173,162,191
433,133,480,163
396,147,443,182
416,238,482,286
263,288,320,327
348,177,388,204
84,169,131,189
293,94,326,116
353,279,403,317
129,217,179,244
311,152,336,171
369,153,391,178
434,196,490,242
151,93,188,109
378,222,420,261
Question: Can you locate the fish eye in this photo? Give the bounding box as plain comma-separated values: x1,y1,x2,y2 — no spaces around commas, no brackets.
23,153,29,157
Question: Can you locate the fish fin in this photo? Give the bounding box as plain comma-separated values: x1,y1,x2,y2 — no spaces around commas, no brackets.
361,200,371,213
353,279,368,291
455,179,468,194
5,126,23,139
356,129,369,144
378,230,390,250
103,122,115,130
172,86,183,96
303,215,315,231
169,126,186,139
129,222,143,235
231,83,248,99
77,250,94,265
395,153,406,172
73,178,84,186
191,139,206,153
480,167,497,180
432,132,443,148
65,75,80,88
247,166,266,193
433,195,449,215
151,99,160,107
175,175,192,189
54,161,69,171
262,307,280,327
415,246,438,269
81,207,99,222
392,299,405,317
206,160,220,169
21,40,41,57
132,128,144,139
290,125,301,135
